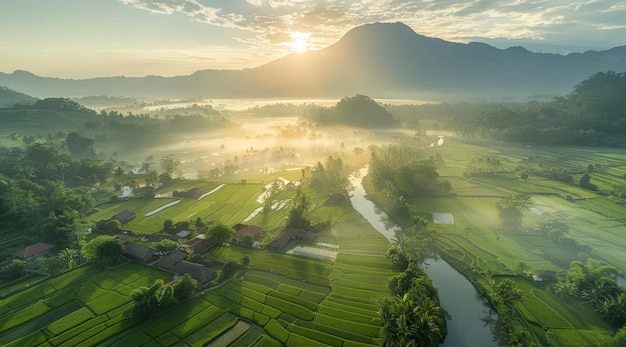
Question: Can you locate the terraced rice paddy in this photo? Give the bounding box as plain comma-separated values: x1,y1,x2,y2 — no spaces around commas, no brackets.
414,141,626,346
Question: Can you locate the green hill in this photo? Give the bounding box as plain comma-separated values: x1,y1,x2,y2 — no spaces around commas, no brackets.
314,95,398,128
0,86,37,108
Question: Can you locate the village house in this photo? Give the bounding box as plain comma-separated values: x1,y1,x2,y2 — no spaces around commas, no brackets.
12,242,55,260
236,225,262,240
267,228,316,250
171,261,215,284
154,250,188,269
123,242,159,262
112,209,136,224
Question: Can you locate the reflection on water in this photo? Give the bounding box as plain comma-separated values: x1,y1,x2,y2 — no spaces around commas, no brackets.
423,259,501,347
348,167,502,346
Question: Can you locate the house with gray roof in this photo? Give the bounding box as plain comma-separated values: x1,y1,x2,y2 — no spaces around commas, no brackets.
123,242,159,262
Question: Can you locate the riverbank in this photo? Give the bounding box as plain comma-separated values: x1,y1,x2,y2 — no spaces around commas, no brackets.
348,167,500,346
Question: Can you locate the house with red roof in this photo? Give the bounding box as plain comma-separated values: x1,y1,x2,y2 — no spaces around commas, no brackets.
12,243,55,259
236,225,262,240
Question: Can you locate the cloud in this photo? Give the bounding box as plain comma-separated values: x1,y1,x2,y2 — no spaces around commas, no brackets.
119,0,626,56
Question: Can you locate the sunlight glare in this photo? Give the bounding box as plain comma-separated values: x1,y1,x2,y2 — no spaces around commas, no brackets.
289,32,311,53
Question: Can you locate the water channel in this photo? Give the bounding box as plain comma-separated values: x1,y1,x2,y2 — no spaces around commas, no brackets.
348,167,501,346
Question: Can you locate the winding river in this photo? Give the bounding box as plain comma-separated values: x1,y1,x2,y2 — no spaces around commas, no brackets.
349,167,501,346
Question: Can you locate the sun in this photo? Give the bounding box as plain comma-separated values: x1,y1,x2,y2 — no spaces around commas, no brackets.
289,32,311,53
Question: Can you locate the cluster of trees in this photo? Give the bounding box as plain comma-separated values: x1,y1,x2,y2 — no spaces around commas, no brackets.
309,156,350,196
449,72,626,145
465,155,505,176
311,95,398,128
380,243,447,346
285,188,312,230
81,235,125,265
0,142,112,250
126,274,198,319
366,145,450,219
495,195,533,229
553,258,626,328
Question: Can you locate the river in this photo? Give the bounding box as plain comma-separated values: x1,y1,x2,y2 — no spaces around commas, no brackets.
348,167,502,346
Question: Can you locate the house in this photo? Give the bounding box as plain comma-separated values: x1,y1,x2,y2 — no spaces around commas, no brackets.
123,242,159,262
267,228,317,250
185,237,215,253
12,243,55,259
176,230,191,239
538,270,558,281
172,261,215,284
154,251,188,269
232,223,246,231
236,225,262,240
112,209,136,224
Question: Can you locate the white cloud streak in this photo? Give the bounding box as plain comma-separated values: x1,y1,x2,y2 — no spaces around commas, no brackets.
119,0,626,57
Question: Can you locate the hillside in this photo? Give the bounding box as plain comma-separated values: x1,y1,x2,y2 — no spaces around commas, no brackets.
0,86,37,107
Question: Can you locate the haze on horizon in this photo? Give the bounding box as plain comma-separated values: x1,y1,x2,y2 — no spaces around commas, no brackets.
1,0,625,79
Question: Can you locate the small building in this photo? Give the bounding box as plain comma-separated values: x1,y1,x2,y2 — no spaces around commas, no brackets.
154,251,188,269
176,230,191,239
538,270,558,281
232,223,246,231
267,228,317,250
185,237,215,253
172,261,215,284
112,209,136,224
236,225,262,240
12,243,55,259
124,242,159,262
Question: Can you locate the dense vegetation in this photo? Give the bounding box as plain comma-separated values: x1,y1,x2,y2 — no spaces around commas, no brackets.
312,95,399,128
448,71,626,145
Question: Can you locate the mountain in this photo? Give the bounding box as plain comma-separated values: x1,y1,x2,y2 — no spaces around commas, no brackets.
0,85,38,107
1,22,625,100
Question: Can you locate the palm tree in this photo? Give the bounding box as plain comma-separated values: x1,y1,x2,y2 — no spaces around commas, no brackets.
379,294,443,347
58,248,79,270
492,279,522,310
598,293,626,326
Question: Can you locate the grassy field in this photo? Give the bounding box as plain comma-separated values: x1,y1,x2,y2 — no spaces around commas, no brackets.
411,140,626,346
88,183,264,234
3,169,397,346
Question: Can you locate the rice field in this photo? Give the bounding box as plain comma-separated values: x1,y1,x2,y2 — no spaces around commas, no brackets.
412,140,626,346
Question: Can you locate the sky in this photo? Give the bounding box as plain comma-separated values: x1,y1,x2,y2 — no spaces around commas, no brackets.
1,0,625,79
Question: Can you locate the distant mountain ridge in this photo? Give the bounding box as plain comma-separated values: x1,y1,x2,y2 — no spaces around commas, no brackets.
1,22,625,100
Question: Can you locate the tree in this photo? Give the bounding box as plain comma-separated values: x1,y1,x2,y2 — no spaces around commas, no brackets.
65,132,95,158
127,279,167,319
173,273,198,300
218,261,241,282
58,248,79,269
145,170,158,187
495,194,533,229
286,188,312,230
579,173,598,191
599,293,626,327
241,234,254,247
566,258,618,295
206,222,235,244
0,259,26,279
81,235,124,265
160,156,180,177
379,293,445,347
242,255,251,266
153,239,179,252
492,279,522,308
